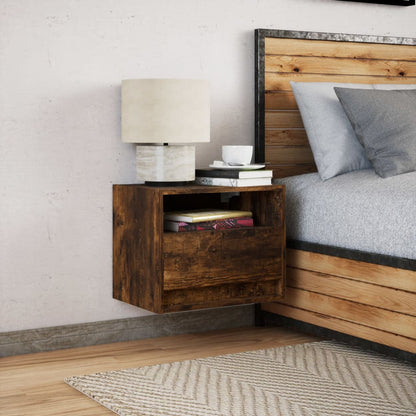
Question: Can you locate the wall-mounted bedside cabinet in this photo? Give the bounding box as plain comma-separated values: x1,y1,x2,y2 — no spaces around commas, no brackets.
113,184,285,313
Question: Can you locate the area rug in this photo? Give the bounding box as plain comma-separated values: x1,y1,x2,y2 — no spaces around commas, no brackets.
65,340,416,416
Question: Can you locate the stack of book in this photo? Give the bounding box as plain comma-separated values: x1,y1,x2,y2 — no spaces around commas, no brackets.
194,168,273,187
164,209,253,232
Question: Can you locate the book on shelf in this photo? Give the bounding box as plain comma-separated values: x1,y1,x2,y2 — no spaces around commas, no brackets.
163,209,252,223
195,168,273,179
195,176,272,187
164,216,254,232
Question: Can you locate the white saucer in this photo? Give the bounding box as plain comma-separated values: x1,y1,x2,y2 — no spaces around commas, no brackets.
209,163,265,170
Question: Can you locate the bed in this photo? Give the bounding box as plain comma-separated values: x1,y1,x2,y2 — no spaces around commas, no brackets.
254,29,416,355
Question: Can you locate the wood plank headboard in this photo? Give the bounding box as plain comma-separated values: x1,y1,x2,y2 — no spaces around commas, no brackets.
254,29,416,178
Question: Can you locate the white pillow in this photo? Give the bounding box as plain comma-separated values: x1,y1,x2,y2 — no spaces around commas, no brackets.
290,81,416,180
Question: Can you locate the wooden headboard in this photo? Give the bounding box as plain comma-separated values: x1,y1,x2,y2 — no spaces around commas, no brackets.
254,29,416,179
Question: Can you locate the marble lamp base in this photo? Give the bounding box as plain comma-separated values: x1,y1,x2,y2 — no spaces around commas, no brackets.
136,145,195,185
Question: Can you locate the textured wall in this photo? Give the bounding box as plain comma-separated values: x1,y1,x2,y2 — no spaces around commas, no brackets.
1,0,415,332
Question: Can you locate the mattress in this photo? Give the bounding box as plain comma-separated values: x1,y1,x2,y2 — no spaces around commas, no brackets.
276,169,416,260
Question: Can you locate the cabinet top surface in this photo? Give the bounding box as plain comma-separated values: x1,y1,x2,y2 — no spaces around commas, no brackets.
113,184,284,194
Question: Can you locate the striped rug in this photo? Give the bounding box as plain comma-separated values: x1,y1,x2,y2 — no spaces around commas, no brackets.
65,340,416,416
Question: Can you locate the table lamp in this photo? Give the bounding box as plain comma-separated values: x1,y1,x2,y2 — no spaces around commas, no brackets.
121,79,210,185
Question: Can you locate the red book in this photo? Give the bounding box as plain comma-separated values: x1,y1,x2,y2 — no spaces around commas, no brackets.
164,216,254,232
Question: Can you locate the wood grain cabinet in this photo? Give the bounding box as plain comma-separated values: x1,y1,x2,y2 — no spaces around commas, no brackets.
113,184,286,313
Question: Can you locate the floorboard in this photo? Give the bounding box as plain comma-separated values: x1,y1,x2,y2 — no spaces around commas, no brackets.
0,326,317,416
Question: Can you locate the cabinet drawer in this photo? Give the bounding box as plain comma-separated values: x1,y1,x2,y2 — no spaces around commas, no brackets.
163,227,283,290
163,279,284,311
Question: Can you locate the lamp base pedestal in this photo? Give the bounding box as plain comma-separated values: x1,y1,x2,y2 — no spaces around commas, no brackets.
136,145,195,184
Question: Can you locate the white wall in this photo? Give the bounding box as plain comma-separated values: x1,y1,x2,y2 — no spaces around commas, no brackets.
1,0,415,332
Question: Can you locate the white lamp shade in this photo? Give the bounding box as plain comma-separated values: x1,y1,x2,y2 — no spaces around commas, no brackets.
121,79,210,144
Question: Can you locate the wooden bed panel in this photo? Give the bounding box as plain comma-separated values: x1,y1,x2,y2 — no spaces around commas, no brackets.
259,32,416,179
286,268,416,316
288,249,416,292
263,303,416,354
262,252,416,354
262,249,416,354
256,30,416,354
274,288,415,339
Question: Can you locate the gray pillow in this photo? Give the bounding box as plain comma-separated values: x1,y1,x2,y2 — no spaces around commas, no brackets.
334,88,416,178
290,81,372,180
290,82,416,180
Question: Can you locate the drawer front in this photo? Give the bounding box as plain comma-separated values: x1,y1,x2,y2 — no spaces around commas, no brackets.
163,227,284,291
163,279,284,312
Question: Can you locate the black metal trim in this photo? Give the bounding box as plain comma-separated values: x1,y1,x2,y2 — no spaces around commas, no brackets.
254,28,416,46
254,29,265,164
254,303,266,327
288,239,416,271
337,0,414,5
144,181,191,187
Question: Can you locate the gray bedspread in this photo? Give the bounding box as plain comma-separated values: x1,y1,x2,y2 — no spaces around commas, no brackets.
275,169,416,260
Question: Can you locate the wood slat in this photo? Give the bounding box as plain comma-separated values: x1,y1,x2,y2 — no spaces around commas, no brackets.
268,164,317,178
265,110,303,128
262,302,416,354
265,55,416,78
265,72,416,91
287,267,416,316
265,91,298,110
265,37,416,61
279,288,416,339
287,249,416,292
265,146,314,164
265,129,308,146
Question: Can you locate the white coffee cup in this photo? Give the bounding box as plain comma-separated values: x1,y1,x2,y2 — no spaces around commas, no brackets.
222,145,253,166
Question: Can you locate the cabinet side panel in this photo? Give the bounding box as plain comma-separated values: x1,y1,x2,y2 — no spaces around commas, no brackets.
252,187,286,293
113,186,127,303
253,188,285,227
113,186,163,312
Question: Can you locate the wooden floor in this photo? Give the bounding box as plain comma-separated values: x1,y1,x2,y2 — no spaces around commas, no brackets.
0,326,317,416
